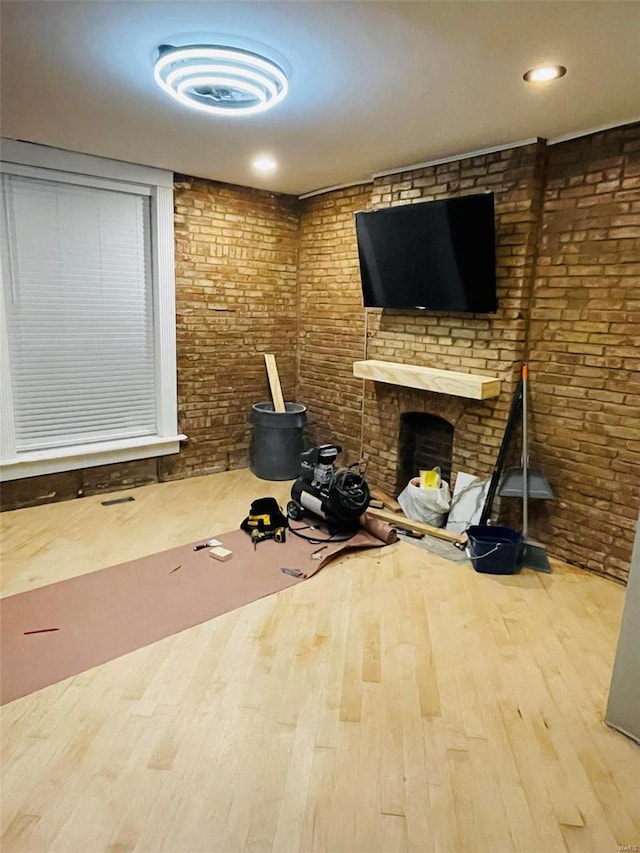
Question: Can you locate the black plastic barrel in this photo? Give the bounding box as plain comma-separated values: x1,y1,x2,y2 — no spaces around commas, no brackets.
466,525,523,574
250,402,307,480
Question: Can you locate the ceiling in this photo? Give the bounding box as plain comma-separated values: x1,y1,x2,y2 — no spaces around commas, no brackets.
1,1,639,197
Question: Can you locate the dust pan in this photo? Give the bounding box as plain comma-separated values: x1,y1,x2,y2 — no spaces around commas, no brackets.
498,364,554,500
499,467,554,499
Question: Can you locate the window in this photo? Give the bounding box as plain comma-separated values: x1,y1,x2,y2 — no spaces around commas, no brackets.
0,141,184,480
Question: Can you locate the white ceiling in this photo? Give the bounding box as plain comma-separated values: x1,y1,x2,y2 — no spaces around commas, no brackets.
1,1,639,196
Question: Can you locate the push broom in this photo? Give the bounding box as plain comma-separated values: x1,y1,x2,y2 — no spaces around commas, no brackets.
515,363,552,573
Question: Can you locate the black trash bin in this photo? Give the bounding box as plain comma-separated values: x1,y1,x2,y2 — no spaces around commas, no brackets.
250,402,307,480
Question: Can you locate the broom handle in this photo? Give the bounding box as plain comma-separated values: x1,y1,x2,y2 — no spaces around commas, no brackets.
479,378,522,525
522,363,529,538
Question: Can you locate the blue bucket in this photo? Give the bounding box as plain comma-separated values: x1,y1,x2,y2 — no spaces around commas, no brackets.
467,525,523,574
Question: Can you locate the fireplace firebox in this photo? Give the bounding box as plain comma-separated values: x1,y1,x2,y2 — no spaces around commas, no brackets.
397,412,454,493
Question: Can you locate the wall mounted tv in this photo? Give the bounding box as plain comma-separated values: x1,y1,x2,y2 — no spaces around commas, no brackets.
355,192,498,313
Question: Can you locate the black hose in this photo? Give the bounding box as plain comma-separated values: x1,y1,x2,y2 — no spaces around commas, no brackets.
286,519,356,545
330,467,370,518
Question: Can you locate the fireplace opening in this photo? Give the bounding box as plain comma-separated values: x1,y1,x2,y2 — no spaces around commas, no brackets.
397,412,454,493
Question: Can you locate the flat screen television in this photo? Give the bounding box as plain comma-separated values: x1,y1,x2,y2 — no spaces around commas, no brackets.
355,192,498,313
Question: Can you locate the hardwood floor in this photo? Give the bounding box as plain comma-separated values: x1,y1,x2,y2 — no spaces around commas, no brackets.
1,469,638,852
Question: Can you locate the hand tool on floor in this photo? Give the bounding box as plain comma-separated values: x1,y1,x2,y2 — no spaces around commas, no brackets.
310,545,328,560
252,526,286,550
281,567,303,578
391,525,424,540
193,538,222,551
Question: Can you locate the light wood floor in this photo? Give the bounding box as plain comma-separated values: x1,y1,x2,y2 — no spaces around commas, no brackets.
1,469,638,853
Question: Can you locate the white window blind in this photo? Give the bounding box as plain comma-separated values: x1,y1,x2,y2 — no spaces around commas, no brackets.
2,174,157,452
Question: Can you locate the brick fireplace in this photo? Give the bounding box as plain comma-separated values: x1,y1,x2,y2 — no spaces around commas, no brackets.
360,380,504,502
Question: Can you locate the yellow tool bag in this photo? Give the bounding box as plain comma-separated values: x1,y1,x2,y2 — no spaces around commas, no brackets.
240,497,288,534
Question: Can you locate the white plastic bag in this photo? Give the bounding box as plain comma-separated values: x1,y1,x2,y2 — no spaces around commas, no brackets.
397,477,452,527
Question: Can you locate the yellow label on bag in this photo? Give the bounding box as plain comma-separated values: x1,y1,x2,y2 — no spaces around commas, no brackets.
420,469,440,489
247,514,272,527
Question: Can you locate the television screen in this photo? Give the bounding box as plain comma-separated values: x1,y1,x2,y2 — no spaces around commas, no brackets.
355,192,498,313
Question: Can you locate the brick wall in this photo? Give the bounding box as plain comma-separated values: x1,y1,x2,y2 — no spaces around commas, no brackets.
297,143,548,492
3,125,639,584
359,142,547,495
527,125,640,581
296,128,639,582
166,177,300,479
296,185,371,463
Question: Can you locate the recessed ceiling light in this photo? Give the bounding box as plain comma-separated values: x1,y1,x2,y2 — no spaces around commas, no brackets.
523,65,567,83
252,155,278,172
154,44,288,116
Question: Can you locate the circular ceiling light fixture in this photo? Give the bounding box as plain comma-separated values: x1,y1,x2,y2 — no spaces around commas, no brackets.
154,44,289,116
523,65,567,83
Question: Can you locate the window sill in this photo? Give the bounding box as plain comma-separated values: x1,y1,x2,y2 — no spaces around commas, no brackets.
0,435,187,482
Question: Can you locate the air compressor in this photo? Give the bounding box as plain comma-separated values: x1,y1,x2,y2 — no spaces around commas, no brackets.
287,444,370,531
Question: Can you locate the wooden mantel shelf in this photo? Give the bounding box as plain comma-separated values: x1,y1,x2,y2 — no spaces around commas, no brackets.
353,359,501,400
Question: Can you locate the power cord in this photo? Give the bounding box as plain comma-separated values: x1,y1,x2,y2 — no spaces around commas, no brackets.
330,464,370,518
286,515,358,545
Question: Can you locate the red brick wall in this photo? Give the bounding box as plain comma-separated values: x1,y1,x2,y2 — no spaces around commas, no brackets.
296,185,371,463
296,143,547,495
3,126,639,585
296,129,639,582
166,177,300,479
527,125,640,581
359,143,547,495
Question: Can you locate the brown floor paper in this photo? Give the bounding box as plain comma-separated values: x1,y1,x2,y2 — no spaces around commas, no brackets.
1,521,396,705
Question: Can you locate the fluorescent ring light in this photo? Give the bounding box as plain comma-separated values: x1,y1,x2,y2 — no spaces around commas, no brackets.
176,76,267,109
165,64,279,99
154,44,289,115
